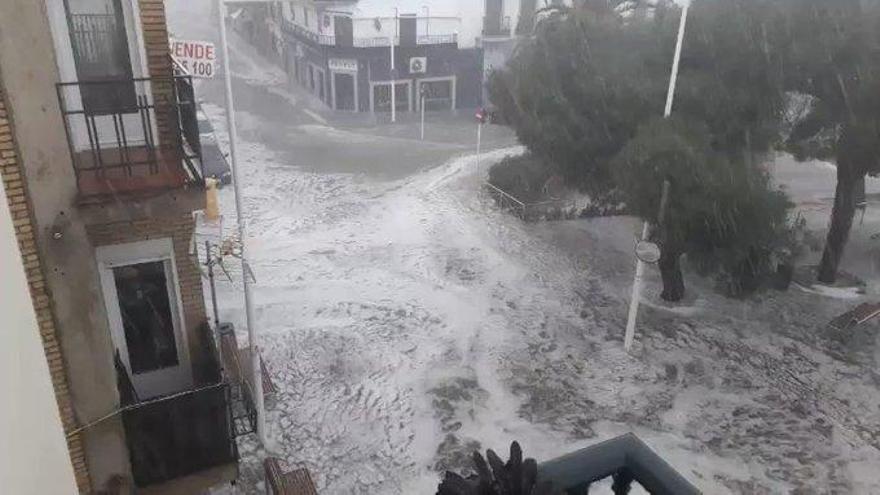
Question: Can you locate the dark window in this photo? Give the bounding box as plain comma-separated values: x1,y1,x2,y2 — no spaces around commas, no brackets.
65,0,136,114
113,261,179,374
335,15,353,47
400,15,417,46
421,80,453,110
484,0,504,35
334,73,355,111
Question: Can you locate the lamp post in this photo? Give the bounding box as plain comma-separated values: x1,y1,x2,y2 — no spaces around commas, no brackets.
623,3,689,352
216,0,267,444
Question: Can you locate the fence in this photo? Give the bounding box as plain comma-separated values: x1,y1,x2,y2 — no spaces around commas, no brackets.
485,182,579,221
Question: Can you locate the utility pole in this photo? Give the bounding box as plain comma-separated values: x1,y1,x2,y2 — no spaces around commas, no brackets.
216,0,267,444
623,3,688,352
390,8,398,123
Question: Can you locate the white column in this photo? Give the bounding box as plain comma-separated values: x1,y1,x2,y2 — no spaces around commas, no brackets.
217,0,267,444
390,9,398,123
623,4,689,352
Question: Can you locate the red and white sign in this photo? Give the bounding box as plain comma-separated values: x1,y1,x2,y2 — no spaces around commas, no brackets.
169,39,216,78
475,108,487,124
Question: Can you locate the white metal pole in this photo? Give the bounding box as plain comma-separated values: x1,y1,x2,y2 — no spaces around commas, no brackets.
420,94,426,140
476,122,482,166
664,4,689,119
623,3,689,352
390,9,398,123
217,0,267,444
423,5,430,37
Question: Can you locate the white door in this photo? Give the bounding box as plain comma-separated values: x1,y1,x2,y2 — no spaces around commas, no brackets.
51,0,153,151
97,239,192,400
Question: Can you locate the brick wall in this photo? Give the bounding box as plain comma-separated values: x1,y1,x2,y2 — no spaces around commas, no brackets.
139,0,176,150
1,72,92,493
86,214,210,373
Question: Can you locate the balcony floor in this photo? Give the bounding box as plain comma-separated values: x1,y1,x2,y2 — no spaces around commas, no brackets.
137,461,238,495
74,146,193,203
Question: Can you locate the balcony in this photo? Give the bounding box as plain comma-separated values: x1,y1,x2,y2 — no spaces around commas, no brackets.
417,34,458,45
55,75,204,204
537,433,700,494
116,324,239,490
282,20,334,45
282,20,459,48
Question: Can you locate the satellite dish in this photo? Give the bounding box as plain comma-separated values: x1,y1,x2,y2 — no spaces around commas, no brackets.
409,57,426,74
635,240,661,264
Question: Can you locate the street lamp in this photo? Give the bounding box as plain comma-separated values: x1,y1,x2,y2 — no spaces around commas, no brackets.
623,3,689,352
215,0,267,445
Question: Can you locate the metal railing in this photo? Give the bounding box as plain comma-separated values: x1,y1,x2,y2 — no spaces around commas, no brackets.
110,324,238,488
122,382,238,487
283,19,456,47
171,58,202,158
485,182,527,219
417,33,458,45
282,20,334,45
56,75,204,196
537,433,701,494
485,182,582,221
353,36,398,47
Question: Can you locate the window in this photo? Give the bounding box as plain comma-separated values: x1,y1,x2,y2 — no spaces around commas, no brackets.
113,261,179,374
64,0,136,113
97,239,192,399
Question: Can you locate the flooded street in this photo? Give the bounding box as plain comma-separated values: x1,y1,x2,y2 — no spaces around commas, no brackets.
167,2,880,493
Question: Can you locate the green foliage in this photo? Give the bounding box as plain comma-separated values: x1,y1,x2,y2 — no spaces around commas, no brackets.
488,4,672,193
487,153,554,204
780,0,880,175
490,0,795,295
676,0,789,156
614,118,793,295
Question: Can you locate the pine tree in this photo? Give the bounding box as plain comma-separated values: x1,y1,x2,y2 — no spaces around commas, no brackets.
779,0,880,283
489,0,793,300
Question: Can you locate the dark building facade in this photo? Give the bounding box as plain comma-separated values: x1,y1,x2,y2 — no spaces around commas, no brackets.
228,0,487,114
282,25,484,113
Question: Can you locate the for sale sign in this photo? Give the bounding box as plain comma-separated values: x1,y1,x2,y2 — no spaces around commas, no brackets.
169,39,216,78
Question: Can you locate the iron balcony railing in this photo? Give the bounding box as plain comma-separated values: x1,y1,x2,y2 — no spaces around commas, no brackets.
118,324,239,488
282,20,334,45
55,75,204,199
537,433,701,494
417,33,458,45
282,20,458,47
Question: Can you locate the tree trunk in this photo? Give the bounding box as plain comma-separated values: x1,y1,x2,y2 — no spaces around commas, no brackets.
659,248,685,302
817,172,862,284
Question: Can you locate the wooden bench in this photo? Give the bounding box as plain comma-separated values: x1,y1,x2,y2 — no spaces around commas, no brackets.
264,458,317,495
829,302,880,331
218,324,277,398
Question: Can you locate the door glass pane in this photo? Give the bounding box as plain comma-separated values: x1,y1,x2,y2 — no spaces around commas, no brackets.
335,73,355,111
113,261,179,374
334,16,353,47
399,16,416,46
66,0,136,113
